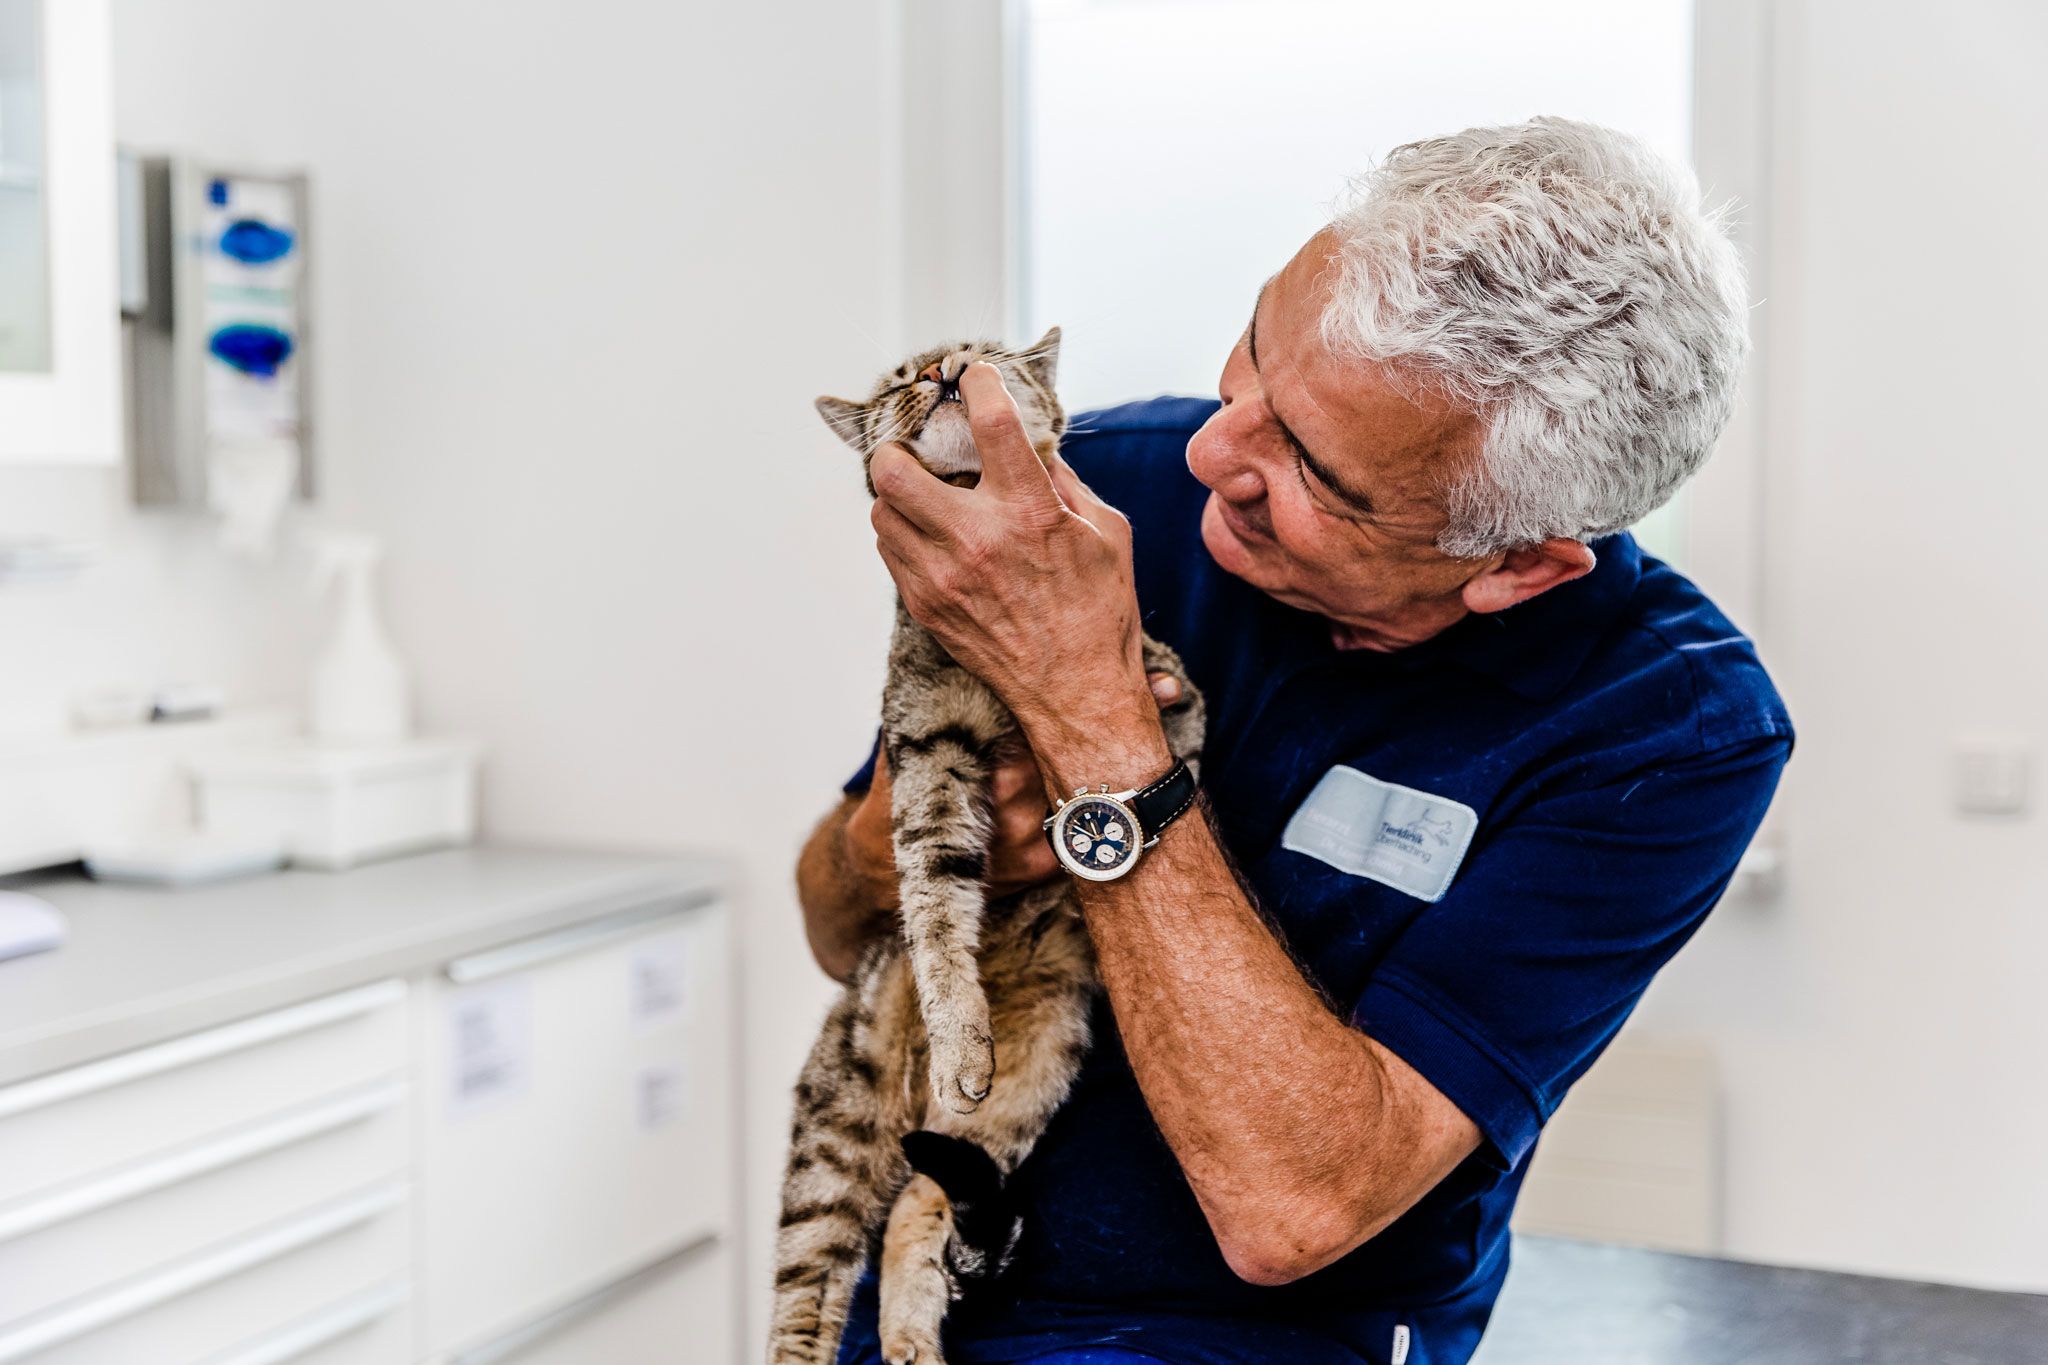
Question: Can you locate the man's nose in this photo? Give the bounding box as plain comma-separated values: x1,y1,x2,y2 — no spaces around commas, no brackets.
1186,408,1267,501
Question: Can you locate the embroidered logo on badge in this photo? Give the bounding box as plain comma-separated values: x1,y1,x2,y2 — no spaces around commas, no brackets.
1280,766,1478,903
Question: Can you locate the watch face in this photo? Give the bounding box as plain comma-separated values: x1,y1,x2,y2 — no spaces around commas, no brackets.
1054,795,1142,881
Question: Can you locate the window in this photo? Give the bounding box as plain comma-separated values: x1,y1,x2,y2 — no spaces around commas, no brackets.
1016,0,1696,559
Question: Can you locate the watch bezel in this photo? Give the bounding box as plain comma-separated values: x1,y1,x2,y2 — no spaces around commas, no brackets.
1047,792,1146,882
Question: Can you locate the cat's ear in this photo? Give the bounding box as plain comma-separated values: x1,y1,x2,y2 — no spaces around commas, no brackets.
814,396,869,452
1017,325,1061,389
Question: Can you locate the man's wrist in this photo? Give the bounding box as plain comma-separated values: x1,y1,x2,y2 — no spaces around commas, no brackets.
1022,686,1175,799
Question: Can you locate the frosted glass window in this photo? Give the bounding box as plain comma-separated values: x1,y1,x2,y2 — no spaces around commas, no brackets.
1018,0,1695,559
0,0,50,373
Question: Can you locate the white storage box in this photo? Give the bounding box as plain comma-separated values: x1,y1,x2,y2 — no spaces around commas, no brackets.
190,739,479,870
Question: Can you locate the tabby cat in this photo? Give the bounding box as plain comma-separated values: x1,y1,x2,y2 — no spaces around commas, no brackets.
769,330,1205,1365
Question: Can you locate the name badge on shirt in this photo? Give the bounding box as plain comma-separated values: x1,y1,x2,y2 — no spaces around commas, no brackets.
1281,766,1478,903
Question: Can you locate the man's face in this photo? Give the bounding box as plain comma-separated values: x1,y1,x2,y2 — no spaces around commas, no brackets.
1186,229,1495,650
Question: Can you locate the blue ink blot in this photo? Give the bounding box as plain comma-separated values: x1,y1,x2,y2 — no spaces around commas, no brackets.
208,324,294,377
217,218,296,265
208,178,230,207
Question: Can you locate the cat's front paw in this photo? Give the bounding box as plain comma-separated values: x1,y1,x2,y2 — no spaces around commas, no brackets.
880,1326,946,1365
928,1026,995,1115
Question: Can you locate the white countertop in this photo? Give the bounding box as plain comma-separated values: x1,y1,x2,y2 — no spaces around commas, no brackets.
0,845,733,1088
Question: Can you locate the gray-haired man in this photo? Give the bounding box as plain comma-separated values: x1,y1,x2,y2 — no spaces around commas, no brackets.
800,118,1790,1365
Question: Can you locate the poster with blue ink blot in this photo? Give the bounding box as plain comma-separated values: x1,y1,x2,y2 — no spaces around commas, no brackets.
201,176,303,448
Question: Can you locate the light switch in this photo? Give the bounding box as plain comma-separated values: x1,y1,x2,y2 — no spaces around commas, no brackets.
1954,738,2032,816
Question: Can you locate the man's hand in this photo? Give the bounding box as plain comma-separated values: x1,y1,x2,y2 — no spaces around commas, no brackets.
868,364,1171,788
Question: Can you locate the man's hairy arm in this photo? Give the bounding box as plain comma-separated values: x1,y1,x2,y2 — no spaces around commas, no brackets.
797,745,1477,1284
795,794,897,984
1032,719,1483,1286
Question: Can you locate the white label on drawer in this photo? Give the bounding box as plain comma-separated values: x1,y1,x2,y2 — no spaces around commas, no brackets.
636,1061,686,1131
448,980,532,1116
630,928,692,1031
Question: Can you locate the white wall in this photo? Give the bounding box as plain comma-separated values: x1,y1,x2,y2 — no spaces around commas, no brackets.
0,467,310,737
108,1,908,1348
1631,0,2048,1291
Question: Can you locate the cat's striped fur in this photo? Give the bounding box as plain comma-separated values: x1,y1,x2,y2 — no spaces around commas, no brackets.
773,333,1205,1364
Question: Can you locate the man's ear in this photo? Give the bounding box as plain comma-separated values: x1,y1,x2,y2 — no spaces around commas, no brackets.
1018,325,1061,389
1460,538,1596,615
814,396,869,452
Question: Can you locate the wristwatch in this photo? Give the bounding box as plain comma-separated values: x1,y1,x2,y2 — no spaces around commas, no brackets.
1043,759,1198,882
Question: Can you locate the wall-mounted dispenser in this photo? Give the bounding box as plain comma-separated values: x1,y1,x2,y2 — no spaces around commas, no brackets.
125,157,312,544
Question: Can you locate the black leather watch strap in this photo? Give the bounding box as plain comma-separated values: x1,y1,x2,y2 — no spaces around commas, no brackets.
1130,760,1198,845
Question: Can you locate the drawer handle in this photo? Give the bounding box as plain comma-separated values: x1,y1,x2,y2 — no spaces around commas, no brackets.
0,980,406,1120
199,1278,410,1365
0,1182,407,1362
446,1231,717,1365
444,891,715,985
0,1079,406,1244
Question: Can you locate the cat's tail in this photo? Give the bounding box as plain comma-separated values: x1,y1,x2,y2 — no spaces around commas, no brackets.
768,997,901,1365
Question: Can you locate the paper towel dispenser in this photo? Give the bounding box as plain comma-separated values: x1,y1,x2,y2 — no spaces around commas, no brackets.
124,156,313,511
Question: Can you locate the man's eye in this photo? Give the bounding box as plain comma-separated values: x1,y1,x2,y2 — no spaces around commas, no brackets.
1292,450,1317,494
1292,452,1373,520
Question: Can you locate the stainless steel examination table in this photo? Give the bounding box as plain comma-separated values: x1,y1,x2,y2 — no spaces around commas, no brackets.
1473,1236,2048,1364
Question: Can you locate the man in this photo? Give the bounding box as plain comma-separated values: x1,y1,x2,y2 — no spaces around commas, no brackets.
798,119,1791,1365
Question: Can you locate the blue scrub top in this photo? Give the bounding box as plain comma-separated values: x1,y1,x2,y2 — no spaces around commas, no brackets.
836,397,1793,1365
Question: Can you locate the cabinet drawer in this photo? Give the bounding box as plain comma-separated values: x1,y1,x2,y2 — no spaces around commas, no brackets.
444,1235,725,1365
0,1081,408,1325
420,896,731,1356
0,1183,409,1365
0,981,408,1208
201,1281,412,1365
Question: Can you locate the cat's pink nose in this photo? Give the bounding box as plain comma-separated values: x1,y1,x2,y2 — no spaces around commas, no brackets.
922,359,964,401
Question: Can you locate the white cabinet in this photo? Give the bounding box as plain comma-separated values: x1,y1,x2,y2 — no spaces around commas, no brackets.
0,865,740,1365
418,893,735,1364
0,0,120,465
15,1187,412,1365
0,983,415,1363
0,981,409,1208
440,1235,726,1365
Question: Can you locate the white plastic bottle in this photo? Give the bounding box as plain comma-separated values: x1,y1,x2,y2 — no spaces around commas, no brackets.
306,531,411,744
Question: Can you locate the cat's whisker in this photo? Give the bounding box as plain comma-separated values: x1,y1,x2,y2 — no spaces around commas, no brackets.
870,409,922,452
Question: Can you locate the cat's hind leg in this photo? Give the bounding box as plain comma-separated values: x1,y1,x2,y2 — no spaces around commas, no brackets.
875,1172,956,1365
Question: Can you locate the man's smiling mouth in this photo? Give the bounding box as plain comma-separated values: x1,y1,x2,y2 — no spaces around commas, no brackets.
1215,495,1276,543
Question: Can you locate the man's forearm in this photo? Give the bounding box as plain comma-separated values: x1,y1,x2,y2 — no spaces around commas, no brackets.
795,796,897,982
1075,816,1406,1278
1028,711,1477,1285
